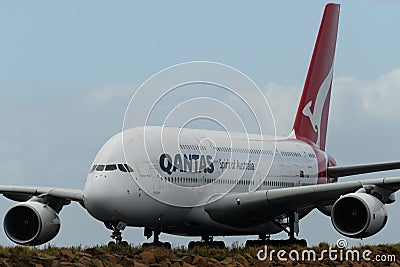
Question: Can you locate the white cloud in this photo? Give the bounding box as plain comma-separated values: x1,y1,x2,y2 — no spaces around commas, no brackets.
361,68,400,119
261,68,400,137
70,84,134,111
262,82,300,136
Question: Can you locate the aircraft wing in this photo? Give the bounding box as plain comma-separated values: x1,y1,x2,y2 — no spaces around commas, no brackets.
204,177,400,228
0,185,83,203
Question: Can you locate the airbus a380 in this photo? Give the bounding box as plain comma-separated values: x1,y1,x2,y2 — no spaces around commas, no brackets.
2,3,400,248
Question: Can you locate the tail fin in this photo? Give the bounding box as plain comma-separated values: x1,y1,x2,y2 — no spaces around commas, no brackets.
292,3,340,151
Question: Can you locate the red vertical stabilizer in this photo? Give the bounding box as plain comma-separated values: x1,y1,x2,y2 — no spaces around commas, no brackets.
292,3,340,151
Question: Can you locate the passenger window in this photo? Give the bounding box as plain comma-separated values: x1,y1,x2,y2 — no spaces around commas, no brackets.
96,165,105,171
105,164,117,171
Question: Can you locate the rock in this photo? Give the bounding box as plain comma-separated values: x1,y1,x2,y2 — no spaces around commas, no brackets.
78,256,92,266
50,260,62,267
60,249,75,259
59,262,74,267
155,254,168,263
103,254,118,266
92,259,104,267
0,258,11,267
170,262,180,267
207,258,221,266
37,256,57,267
85,248,102,256
181,256,193,264
72,263,86,267
254,260,269,267
234,254,248,265
23,262,44,267
15,260,43,267
140,251,156,264
182,262,194,267
170,259,182,264
159,261,169,267
76,252,92,258
133,260,149,267
221,257,233,265
118,257,136,266
192,256,207,267
244,253,253,260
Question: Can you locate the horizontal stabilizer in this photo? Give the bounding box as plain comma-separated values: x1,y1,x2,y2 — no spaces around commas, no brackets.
327,161,400,178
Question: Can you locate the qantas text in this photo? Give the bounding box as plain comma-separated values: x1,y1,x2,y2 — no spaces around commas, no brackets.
159,153,214,175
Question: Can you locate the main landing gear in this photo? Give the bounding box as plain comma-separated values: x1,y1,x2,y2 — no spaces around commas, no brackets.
105,221,129,247
246,212,307,247
188,236,226,249
142,227,172,249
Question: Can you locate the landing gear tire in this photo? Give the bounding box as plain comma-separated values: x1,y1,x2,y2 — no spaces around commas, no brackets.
158,242,172,249
188,241,197,249
247,212,307,247
212,241,225,249
142,227,171,249
120,241,129,247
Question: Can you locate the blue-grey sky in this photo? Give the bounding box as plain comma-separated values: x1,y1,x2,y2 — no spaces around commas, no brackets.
1,1,400,248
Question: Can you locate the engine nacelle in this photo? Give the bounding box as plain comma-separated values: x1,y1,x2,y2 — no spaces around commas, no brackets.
331,193,387,238
4,201,60,245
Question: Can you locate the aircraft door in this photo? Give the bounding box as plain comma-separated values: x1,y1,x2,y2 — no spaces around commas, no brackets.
150,165,161,194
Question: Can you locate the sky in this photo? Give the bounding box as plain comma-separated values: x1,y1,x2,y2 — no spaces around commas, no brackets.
1,1,400,248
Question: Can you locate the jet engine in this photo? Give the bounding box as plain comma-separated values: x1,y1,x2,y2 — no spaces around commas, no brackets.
331,193,387,238
4,201,60,245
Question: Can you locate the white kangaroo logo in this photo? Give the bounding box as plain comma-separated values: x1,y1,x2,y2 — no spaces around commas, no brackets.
302,66,334,148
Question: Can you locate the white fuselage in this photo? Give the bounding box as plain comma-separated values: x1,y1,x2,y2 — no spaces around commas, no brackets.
83,126,324,236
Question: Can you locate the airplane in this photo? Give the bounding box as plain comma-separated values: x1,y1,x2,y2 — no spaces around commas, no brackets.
2,3,400,248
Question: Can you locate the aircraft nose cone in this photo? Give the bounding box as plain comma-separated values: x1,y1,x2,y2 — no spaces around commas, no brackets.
83,174,119,221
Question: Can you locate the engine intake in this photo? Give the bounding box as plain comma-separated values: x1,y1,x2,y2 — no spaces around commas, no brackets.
4,201,60,245
331,193,387,238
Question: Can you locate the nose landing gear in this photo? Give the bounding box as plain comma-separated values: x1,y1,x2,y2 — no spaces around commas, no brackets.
105,221,129,247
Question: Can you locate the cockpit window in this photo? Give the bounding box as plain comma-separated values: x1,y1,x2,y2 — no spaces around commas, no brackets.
90,163,133,173
95,165,105,171
118,164,134,172
105,164,117,171
118,164,127,172
89,165,97,173
125,164,134,172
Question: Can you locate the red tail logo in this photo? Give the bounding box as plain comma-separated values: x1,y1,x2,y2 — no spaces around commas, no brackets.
292,3,340,151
